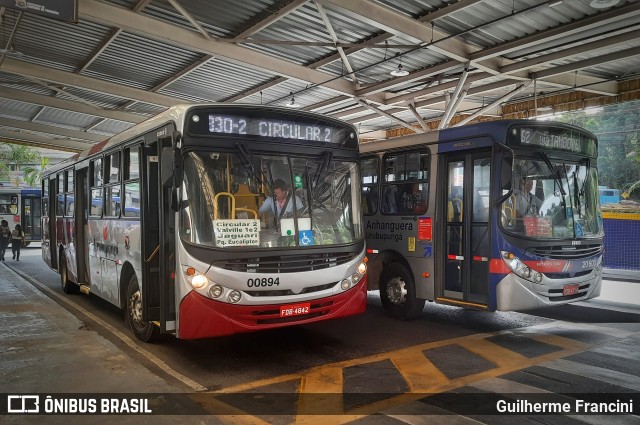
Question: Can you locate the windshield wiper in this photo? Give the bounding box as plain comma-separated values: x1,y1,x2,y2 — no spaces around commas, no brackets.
236,143,265,189
538,151,566,197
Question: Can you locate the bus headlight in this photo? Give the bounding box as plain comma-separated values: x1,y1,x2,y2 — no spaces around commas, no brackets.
183,266,209,289
357,262,367,275
341,279,351,290
208,284,223,298
228,290,242,303
191,274,208,289
501,251,542,284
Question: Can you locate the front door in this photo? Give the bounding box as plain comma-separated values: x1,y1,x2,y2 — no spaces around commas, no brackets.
441,151,491,306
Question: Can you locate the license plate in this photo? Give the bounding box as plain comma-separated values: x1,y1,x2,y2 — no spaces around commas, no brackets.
562,284,580,296
280,303,310,318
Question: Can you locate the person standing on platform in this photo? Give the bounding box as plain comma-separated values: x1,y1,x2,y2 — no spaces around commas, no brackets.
11,224,25,261
0,220,10,261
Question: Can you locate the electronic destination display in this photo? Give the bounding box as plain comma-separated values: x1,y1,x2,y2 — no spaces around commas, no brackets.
187,108,357,147
509,126,597,158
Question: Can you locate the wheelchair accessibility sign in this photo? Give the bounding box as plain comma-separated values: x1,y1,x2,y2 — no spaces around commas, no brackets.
299,230,314,246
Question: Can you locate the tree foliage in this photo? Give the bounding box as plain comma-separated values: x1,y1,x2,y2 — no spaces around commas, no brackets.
549,100,640,200
0,143,49,187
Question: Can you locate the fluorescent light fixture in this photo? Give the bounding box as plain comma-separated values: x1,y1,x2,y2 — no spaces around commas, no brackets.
390,63,409,77
589,0,619,8
285,91,301,108
548,0,563,6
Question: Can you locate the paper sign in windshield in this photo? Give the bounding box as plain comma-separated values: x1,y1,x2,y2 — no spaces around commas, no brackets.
214,219,260,247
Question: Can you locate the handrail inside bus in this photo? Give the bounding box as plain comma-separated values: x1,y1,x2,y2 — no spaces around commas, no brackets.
147,245,160,263
213,192,257,220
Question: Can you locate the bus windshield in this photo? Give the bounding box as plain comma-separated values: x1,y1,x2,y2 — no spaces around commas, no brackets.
180,150,362,249
500,155,602,239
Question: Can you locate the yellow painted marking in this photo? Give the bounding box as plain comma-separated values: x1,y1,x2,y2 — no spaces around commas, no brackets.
601,212,640,220
436,297,488,309
390,350,449,392
298,366,343,413
196,325,626,422
458,337,528,369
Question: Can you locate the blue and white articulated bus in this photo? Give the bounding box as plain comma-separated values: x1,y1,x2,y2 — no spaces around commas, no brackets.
360,120,603,319
42,104,367,341
0,187,41,246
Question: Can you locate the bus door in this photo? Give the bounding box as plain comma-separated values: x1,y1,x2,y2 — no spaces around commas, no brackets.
20,191,41,242
440,150,491,307
46,179,57,269
75,168,89,283
141,135,176,332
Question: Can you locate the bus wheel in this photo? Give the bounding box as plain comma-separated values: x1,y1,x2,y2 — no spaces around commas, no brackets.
59,253,79,294
125,275,159,342
380,263,425,320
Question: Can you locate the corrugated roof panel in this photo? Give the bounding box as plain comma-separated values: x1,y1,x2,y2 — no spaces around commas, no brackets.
88,119,136,136
0,98,41,120
53,87,135,109
159,58,281,102
33,108,103,131
142,0,273,37
245,79,342,108
5,12,113,73
82,31,203,90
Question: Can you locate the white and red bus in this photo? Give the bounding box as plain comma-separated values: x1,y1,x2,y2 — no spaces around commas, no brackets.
42,104,366,341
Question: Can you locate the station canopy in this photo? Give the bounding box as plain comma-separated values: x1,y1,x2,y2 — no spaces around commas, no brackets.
0,0,639,152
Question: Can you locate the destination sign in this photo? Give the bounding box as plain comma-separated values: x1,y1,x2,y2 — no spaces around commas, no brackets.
510,127,597,157
187,109,356,146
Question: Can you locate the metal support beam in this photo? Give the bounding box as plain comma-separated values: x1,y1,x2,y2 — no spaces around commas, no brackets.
0,117,106,142
355,99,420,133
455,83,528,126
407,103,429,132
316,2,359,87
0,128,93,152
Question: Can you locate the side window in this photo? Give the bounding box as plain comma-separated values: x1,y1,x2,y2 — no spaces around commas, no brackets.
64,170,74,217
124,146,140,217
90,159,103,217
104,185,121,217
106,152,121,184
360,156,379,215
42,178,49,216
381,150,430,215
56,173,64,216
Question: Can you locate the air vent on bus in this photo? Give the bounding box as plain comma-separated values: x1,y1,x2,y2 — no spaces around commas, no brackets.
214,253,357,273
244,282,336,297
527,244,602,260
544,270,592,279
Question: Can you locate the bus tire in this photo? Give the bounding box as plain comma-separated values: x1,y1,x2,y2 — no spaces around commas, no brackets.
125,275,160,343
59,252,79,294
380,263,425,320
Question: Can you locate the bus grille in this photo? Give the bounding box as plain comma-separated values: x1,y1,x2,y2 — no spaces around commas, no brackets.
214,253,357,273
546,283,590,302
244,282,336,297
527,244,602,259
544,270,591,279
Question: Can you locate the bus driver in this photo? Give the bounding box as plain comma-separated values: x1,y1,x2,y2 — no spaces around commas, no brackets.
515,177,542,217
259,179,303,219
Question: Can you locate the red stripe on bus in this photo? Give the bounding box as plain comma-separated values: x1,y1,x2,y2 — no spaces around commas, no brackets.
490,259,511,274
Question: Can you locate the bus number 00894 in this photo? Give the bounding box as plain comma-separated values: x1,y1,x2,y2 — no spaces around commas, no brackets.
247,278,280,288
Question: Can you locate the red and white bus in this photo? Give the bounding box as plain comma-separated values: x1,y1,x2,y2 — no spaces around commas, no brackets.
42,104,367,341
